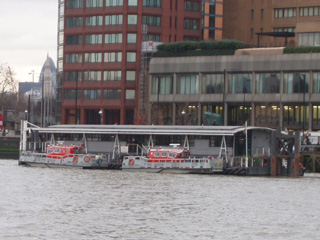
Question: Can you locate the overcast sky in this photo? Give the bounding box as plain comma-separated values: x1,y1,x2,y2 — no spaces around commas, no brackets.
0,0,58,83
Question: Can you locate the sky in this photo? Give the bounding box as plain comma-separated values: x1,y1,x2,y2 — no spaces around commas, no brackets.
0,0,58,83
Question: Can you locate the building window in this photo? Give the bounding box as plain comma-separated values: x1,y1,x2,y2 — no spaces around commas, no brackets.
64,89,82,99
261,9,264,19
177,75,199,94
105,33,123,43
126,90,135,99
274,8,296,18
65,71,82,82
66,35,83,45
201,105,223,126
202,74,224,94
85,16,103,26
184,37,199,41
127,52,136,62
126,71,136,81
251,9,254,19
66,0,83,8
283,73,309,93
86,0,103,8
255,105,279,127
251,28,254,38
127,33,137,43
84,53,102,62
106,0,123,6
298,32,320,46
184,19,199,30
283,105,309,129
209,16,215,28
313,73,320,93
274,27,296,33
228,74,252,94
84,90,101,99
104,71,122,81
312,105,320,129
185,1,200,12
84,71,101,81
145,34,160,41
255,73,280,93
85,34,103,44
300,7,320,16
143,0,161,8
128,0,138,6
65,53,82,63
151,76,173,94
66,17,83,27
128,15,138,24
103,89,121,99
105,15,123,25
142,16,161,26
104,52,122,62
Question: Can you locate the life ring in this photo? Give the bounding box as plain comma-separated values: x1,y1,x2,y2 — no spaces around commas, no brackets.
73,155,79,163
129,158,135,165
84,155,91,162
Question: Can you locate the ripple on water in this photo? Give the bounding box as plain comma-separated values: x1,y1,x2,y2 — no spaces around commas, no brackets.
0,160,320,240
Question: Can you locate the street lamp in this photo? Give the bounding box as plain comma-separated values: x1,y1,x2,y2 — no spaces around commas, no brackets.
99,109,103,124
181,110,186,125
302,74,307,136
29,70,34,123
24,110,28,121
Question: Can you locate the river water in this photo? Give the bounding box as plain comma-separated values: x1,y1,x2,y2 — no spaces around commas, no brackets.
0,160,319,240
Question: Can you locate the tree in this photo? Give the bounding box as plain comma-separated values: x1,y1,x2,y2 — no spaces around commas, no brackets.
0,64,19,123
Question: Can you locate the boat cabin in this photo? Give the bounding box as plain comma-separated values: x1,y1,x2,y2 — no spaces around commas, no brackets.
147,146,190,159
47,144,81,156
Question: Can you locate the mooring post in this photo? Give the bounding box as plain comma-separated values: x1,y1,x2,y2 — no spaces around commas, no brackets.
294,154,300,177
271,157,276,176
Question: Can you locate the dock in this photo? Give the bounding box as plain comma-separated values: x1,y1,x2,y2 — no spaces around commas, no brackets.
19,121,304,176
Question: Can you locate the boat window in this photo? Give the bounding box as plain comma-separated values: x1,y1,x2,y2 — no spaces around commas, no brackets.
54,148,60,153
169,152,176,158
161,151,168,157
182,152,190,158
154,152,160,157
47,149,54,154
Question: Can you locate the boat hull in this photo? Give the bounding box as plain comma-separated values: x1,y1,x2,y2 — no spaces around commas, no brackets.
19,152,109,169
122,167,213,174
122,156,223,174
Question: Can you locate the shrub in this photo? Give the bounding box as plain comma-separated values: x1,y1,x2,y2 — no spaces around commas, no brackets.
155,40,244,57
284,46,320,54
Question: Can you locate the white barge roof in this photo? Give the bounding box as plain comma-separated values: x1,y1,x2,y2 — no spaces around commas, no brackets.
30,124,274,136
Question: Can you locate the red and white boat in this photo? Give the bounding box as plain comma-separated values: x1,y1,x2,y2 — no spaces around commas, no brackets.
19,142,108,168
122,144,223,173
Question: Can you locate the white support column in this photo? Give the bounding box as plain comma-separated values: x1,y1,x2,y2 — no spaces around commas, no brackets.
112,134,120,159
21,120,27,152
183,135,189,150
148,135,154,148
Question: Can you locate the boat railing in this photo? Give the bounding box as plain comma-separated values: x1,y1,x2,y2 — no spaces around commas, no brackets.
125,156,212,168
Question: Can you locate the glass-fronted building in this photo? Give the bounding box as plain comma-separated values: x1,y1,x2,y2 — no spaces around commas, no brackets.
149,50,320,131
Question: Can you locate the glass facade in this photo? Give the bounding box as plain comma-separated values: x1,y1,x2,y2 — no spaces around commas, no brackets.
283,73,309,93
255,73,280,93
177,75,199,94
202,74,224,94
151,76,173,94
228,73,252,94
